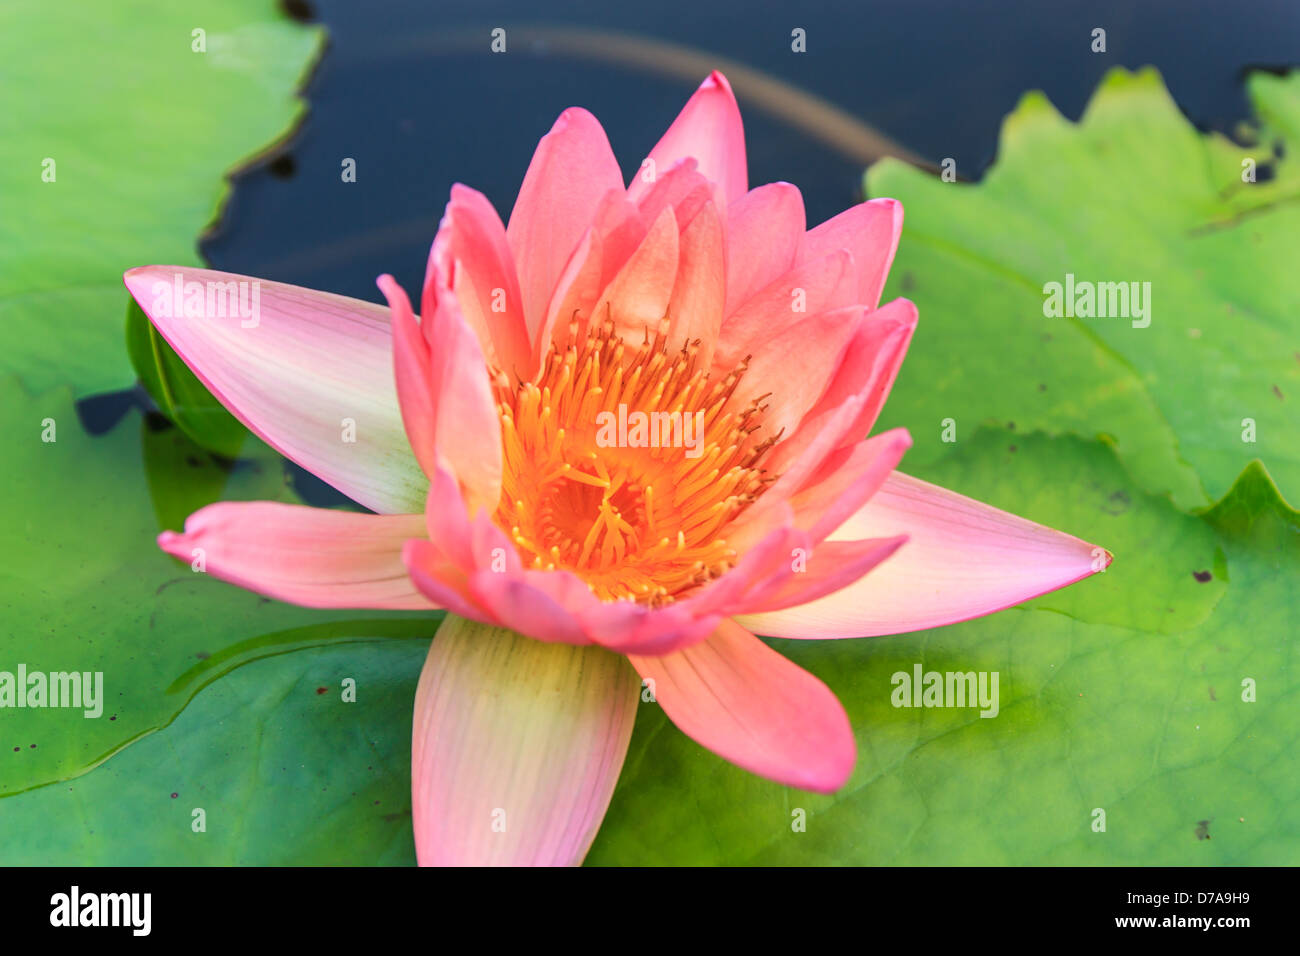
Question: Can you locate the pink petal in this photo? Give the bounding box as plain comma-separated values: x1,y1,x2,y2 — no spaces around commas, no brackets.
797,198,903,310
378,275,502,516
629,619,855,792
736,471,1113,639
723,183,805,317
123,266,424,514
733,536,908,615
734,427,913,556
713,249,856,372
538,191,647,358
633,157,709,226
627,71,747,207
785,428,913,542
666,199,725,364
684,502,904,620
507,108,625,344
766,297,918,473
402,539,493,624
729,304,865,444
411,615,639,866
592,205,679,345
426,184,532,380
157,503,434,609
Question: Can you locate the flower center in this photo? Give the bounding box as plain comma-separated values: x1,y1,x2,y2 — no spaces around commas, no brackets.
494,319,778,605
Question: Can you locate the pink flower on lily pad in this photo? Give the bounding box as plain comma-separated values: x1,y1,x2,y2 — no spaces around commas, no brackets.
125,71,1110,866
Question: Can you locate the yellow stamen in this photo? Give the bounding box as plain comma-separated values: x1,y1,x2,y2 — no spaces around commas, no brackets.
493,317,777,605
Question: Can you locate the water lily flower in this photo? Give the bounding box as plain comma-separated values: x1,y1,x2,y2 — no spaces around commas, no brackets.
125,71,1110,867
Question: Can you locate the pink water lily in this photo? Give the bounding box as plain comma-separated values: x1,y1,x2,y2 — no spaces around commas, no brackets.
125,71,1110,866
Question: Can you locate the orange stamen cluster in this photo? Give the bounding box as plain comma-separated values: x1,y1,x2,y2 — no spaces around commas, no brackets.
494,317,779,605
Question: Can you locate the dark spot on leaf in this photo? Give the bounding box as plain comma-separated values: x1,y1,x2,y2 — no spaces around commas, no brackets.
901,271,915,292
268,154,296,178
186,455,202,467
1008,445,1016,453
1209,686,1217,701
1195,819,1211,841
29,744,36,749
279,0,315,21
1007,421,1015,430
1273,384,1284,400
12,747,18,752
1102,490,1131,515
195,651,209,660
1038,383,1047,392
382,810,411,823
109,715,117,721
1193,570,1212,583
316,686,329,695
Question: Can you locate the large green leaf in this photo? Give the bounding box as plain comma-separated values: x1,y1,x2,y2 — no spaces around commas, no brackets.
587,433,1298,865
0,0,321,396
0,640,425,865
0,376,432,798
866,68,1300,510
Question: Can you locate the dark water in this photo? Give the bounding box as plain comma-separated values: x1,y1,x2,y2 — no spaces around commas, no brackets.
89,0,1298,468
201,0,1300,304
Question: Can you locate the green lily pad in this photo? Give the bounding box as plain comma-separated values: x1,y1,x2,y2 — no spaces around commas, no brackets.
866,67,1300,510
0,376,431,798
0,640,425,865
587,433,1298,864
0,0,322,396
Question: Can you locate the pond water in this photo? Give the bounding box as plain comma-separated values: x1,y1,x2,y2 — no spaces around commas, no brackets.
81,0,1300,503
